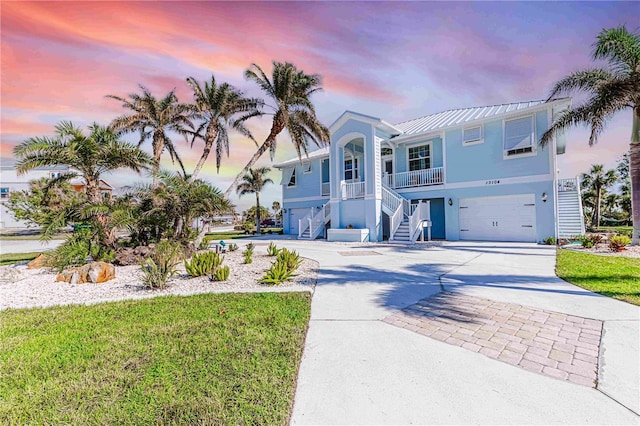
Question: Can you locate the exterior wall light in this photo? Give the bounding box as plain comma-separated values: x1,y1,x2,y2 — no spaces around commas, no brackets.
448,198,453,206
283,208,287,213
541,193,548,203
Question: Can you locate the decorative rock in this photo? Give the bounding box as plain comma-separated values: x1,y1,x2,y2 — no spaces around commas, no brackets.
56,262,116,284
27,254,48,269
0,267,26,283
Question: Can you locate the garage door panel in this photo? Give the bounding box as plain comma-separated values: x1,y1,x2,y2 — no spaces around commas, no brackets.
459,194,536,242
289,208,310,235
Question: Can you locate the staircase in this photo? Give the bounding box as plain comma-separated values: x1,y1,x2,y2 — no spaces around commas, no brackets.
382,185,431,243
557,178,585,239
298,201,331,240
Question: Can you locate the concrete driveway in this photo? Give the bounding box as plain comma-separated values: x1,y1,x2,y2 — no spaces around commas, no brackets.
258,240,639,425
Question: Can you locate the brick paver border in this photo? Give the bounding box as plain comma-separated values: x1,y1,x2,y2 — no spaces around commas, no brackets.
382,292,603,387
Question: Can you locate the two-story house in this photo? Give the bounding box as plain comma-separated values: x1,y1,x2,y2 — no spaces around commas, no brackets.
274,99,585,243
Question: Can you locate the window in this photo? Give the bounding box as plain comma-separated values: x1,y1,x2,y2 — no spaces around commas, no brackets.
381,147,393,156
504,116,535,157
408,144,431,171
463,126,483,145
50,171,62,179
302,161,312,174
344,158,359,181
0,188,9,199
287,168,296,187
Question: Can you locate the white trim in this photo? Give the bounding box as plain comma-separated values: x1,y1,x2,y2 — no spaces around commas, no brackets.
283,195,330,203
503,114,537,160
302,161,312,174
442,132,447,184
406,140,433,173
287,168,297,188
395,172,554,194
329,111,381,133
462,125,484,146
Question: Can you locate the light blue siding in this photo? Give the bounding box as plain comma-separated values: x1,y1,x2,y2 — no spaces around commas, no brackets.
281,157,324,200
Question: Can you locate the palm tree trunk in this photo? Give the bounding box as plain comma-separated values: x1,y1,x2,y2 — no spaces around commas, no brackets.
190,124,218,181
595,187,602,229
630,108,640,245
152,131,164,186
256,192,261,235
224,113,285,198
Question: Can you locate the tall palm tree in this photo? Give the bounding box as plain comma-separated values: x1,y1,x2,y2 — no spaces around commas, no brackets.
272,200,281,223
581,164,618,229
107,85,195,184
14,121,151,203
186,76,262,180
540,26,640,244
224,62,330,197
236,167,273,234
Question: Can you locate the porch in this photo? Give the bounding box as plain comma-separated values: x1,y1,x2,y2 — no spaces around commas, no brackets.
382,167,445,189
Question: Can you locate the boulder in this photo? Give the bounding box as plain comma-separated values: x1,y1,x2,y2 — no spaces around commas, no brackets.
56,262,116,284
27,253,48,269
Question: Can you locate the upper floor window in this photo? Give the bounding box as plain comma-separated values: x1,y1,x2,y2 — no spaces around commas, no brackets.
504,116,535,157
344,158,359,181
50,171,62,179
408,144,431,171
463,126,483,145
287,168,296,187
302,161,312,174
0,187,9,199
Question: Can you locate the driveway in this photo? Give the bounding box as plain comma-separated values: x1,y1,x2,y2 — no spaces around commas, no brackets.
260,240,639,425
0,239,64,255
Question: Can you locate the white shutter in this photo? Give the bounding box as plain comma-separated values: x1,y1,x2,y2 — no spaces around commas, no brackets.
280,167,294,185
504,116,533,151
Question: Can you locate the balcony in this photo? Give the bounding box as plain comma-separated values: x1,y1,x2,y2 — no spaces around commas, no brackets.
340,180,365,199
382,167,444,189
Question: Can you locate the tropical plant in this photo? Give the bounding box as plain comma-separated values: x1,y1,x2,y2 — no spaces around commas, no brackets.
13,121,151,204
617,154,632,223
543,236,557,245
184,251,223,277
228,243,239,252
243,205,270,225
276,248,302,271
272,200,282,223
140,240,182,289
185,76,262,179
224,61,330,197
267,242,280,256
540,26,640,244
581,165,618,228
108,86,195,184
243,244,254,264
212,265,230,282
260,260,297,285
236,167,273,234
609,235,631,252
47,229,115,272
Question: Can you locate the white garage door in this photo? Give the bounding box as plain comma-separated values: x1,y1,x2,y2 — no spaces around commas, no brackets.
459,194,536,242
289,208,311,236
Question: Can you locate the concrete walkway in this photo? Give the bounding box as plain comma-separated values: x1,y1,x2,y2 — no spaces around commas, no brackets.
259,240,639,425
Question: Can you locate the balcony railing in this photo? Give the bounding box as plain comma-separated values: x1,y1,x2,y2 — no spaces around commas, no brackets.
382,167,444,189
557,178,578,192
321,182,330,196
340,180,365,199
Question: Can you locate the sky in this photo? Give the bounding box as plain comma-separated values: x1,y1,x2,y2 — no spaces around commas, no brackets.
1,1,637,212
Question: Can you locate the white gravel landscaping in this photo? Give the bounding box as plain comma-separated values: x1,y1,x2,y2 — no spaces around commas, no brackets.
0,246,318,310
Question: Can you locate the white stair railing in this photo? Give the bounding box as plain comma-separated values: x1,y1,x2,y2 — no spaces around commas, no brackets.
408,200,431,242
389,167,445,189
308,201,332,240
340,180,366,199
297,207,315,238
557,177,578,192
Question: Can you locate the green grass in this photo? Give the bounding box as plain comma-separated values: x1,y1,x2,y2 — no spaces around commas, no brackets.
0,292,311,424
0,232,71,241
0,251,40,266
206,229,283,241
594,226,633,238
556,249,640,306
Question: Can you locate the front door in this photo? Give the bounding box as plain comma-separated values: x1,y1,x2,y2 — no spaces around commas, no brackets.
382,157,393,186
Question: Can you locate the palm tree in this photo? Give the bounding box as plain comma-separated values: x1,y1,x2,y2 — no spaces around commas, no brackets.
272,200,281,224
581,164,618,229
236,167,273,234
540,26,640,244
224,62,330,197
14,121,151,204
107,85,195,184
185,76,262,180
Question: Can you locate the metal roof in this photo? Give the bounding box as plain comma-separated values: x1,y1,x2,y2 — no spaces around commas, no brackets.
394,100,550,136
273,146,330,168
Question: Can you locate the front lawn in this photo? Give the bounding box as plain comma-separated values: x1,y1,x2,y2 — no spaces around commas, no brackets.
0,292,311,424
0,251,40,266
556,249,640,306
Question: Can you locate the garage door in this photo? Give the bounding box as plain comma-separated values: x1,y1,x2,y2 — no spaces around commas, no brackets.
289,208,311,236
459,194,536,242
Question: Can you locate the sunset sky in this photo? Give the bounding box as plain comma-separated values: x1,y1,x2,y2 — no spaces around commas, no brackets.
1,1,637,211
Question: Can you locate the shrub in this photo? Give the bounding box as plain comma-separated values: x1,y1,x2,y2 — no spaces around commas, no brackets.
609,235,631,252
577,234,596,249
140,240,182,289
267,242,280,256
184,251,223,277
246,243,255,251
228,243,238,252
47,229,114,272
243,244,254,264
198,238,210,250
276,248,302,271
212,265,230,281
261,260,297,285
543,236,556,245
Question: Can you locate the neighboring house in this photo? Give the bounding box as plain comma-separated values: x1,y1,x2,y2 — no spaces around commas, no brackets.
274,99,585,243
0,159,113,229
